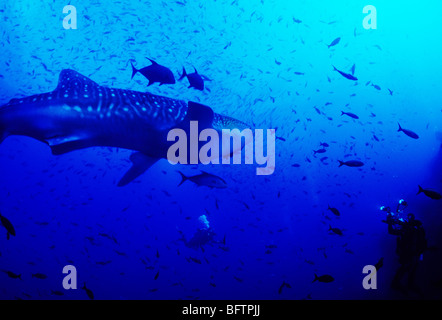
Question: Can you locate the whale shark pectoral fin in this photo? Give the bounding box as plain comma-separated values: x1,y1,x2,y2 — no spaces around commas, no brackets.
117,152,159,187
186,101,214,129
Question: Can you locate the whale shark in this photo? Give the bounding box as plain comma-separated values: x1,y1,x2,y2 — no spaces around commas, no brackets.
0,69,249,186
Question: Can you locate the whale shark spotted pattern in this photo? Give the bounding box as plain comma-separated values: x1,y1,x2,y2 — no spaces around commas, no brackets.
53,69,187,130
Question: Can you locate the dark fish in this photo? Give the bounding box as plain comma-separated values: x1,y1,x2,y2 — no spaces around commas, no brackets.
81,283,94,300
333,65,358,81
350,64,355,76
3,270,21,279
278,281,287,294
338,160,364,167
374,257,383,271
313,274,334,283
319,142,329,147
32,273,48,279
0,212,15,240
388,89,393,96
371,84,381,90
397,123,419,139
189,257,202,264
114,250,127,257
131,59,175,86
177,171,227,189
328,225,343,236
154,271,159,280
314,106,321,114
341,111,359,119
179,67,204,90
172,282,183,287
373,135,379,142
417,185,441,200
313,148,326,155
327,37,341,48
304,259,314,265
327,205,340,216
98,233,118,244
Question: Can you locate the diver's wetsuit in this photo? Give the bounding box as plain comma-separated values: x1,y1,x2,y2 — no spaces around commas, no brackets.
387,213,426,292
185,227,215,249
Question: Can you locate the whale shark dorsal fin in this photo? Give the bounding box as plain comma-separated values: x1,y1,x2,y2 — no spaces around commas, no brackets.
187,101,214,129
56,69,100,93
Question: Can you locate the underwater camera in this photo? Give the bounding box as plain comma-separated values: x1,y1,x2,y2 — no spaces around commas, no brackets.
396,198,408,213
380,199,408,224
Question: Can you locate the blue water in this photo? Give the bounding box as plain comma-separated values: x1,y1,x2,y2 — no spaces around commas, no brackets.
0,0,441,300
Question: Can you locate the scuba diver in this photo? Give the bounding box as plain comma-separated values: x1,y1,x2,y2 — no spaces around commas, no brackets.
185,226,216,249
178,214,222,250
381,199,427,294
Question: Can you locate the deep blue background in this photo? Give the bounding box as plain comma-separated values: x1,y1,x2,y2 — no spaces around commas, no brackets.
0,0,441,299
